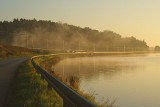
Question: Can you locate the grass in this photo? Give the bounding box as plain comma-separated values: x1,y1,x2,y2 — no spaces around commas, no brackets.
35,55,117,107
8,60,63,107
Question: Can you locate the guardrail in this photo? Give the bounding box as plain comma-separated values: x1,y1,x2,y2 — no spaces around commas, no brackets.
31,54,96,107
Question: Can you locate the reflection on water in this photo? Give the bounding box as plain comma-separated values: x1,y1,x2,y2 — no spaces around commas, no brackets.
54,53,160,107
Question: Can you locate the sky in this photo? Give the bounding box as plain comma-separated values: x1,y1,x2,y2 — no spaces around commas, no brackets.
0,0,160,47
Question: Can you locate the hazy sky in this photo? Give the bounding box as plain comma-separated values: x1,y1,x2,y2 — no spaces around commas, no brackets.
0,0,160,47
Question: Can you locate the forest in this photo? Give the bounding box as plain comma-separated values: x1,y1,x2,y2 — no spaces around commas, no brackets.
0,18,149,51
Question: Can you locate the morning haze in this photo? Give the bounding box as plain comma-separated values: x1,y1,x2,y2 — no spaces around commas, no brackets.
0,0,160,47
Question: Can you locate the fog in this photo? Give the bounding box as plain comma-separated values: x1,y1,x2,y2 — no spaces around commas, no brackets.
12,24,96,51
0,19,148,51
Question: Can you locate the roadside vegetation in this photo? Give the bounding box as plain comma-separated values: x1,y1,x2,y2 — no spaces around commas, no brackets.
0,44,54,61
0,44,34,61
35,55,117,107
0,44,32,56
8,60,63,107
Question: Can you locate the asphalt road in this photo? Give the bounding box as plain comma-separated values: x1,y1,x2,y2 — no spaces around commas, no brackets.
0,57,28,107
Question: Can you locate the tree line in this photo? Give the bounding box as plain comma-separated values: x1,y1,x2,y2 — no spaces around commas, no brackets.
0,18,149,51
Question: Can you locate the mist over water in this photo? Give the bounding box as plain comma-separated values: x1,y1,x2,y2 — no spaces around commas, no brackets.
54,53,160,107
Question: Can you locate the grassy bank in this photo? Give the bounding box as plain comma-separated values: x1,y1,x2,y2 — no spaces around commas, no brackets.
34,55,116,107
0,44,54,61
8,60,62,107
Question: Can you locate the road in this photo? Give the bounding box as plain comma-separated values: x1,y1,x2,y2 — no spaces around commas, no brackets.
0,57,28,107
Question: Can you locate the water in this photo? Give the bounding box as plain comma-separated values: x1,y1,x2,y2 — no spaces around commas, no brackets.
53,53,160,107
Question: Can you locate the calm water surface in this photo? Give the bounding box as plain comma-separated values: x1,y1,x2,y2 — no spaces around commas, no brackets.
53,53,160,107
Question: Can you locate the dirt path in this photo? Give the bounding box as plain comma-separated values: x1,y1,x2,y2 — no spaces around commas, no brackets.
0,57,28,107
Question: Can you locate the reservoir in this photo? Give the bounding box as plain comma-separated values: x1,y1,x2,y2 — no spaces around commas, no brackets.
53,53,160,107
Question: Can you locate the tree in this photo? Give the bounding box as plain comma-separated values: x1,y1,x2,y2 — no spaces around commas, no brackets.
0,18,149,51
155,46,160,51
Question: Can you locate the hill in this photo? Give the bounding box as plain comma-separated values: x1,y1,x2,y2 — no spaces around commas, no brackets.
0,44,32,58
0,18,149,51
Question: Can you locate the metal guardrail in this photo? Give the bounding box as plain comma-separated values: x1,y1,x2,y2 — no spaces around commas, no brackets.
31,54,96,107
